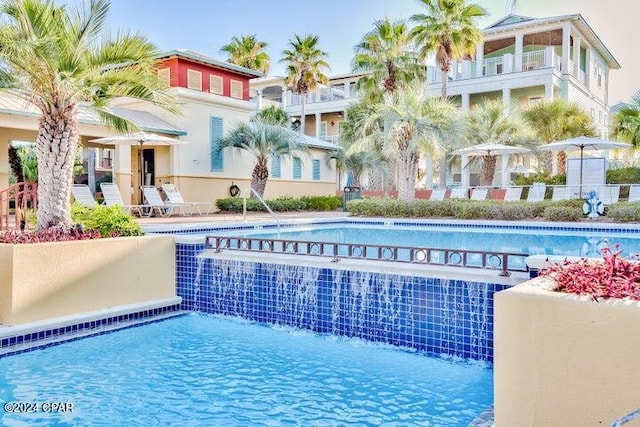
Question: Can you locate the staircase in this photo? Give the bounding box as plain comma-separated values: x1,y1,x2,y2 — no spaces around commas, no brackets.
0,182,38,231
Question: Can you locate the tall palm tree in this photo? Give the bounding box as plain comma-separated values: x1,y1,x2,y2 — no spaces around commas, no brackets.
324,148,385,188
219,118,308,197
522,99,596,174
220,34,271,75
0,0,176,230
612,90,640,147
352,17,423,103
357,83,458,201
410,0,487,99
280,34,330,135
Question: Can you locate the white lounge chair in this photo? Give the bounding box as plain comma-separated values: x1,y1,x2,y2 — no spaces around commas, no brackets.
430,189,446,201
162,183,213,215
629,185,640,202
448,188,468,199
72,184,98,207
471,188,488,200
142,186,190,216
503,187,522,202
596,185,620,206
100,183,145,216
551,186,568,201
527,182,546,202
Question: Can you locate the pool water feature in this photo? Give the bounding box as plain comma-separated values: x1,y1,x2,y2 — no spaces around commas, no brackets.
0,314,492,426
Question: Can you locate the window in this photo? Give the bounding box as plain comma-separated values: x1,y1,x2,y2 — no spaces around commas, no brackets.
210,75,223,95
157,68,170,87
528,96,543,105
271,155,281,178
496,63,503,75
293,157,302,179
312,159,321,181
187,69,202,91
230,80,243,99
210,116,223,171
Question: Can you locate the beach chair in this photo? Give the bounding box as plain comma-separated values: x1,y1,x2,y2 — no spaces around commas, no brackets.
142,186,189,216
72,184,98,207
162,183,213,215
527,182,546,202
503,187,522,202
448,188,468,199
629,185,640,202
430,189,446,201
551,186,568,201
100,183,145,216
470,188,488,200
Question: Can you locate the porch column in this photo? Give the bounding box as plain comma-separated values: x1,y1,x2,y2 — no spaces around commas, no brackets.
113,145,133,204
461,93,470,112
501,155,510,187
572,36,581,78
585,47,591,89
315,113,321,139
514,34,524,72
461,155,470,188
561,24,571,74
476,42,484,77
545,83,554,100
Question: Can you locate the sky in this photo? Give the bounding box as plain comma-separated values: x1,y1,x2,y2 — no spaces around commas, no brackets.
104,0,638,104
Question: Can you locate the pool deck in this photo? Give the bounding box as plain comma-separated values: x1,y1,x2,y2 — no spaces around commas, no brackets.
137,210,349,226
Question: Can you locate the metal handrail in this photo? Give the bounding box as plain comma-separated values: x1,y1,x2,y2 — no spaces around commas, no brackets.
205,235,528,276
241,186,281,233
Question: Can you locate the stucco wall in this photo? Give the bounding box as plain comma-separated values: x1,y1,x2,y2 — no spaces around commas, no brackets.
494,278,640,426
0,235,176,325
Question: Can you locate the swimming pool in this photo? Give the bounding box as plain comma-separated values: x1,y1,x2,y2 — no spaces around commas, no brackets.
0,314,492,426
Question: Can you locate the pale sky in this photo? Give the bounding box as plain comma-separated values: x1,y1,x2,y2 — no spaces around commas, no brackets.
105,0,638,104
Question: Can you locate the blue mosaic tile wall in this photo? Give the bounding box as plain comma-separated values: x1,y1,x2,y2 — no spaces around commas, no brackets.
175,243,508,362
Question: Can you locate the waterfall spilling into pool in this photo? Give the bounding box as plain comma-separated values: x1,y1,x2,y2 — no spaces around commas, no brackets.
186,255,508,362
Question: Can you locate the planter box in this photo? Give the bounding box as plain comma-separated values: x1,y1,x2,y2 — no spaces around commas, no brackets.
0,235,175,325
494,277,640,426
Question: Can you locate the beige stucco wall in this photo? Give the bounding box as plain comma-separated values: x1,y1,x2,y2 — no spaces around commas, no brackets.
0,235,175,325
494,278,640,427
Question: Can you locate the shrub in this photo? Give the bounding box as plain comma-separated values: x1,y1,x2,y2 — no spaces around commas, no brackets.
608,202,640,222
71,204,144,237
300,195,342,211
216,196,309,212
543,206,583,222
0,227,101,244
606,167,640,184
541,245,640,301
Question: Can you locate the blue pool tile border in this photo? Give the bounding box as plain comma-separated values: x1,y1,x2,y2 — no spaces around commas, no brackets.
0,304,183,358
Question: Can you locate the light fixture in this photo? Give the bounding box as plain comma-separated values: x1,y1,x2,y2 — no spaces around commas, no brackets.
330,121,335,127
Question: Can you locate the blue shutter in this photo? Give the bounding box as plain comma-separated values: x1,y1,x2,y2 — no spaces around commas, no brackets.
271,155,281,178
293,157,302,179
210,116,223,171
312,159,321,180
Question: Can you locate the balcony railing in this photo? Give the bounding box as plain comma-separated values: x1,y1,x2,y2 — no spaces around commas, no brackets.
288,85,358,106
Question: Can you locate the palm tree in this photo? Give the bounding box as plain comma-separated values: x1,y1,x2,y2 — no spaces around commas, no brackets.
410,0,487,99
220,34,271,75
522,99,596,174
254,105,289,126
0,0,176,230
324,148,385,188
219,119,307,197
280,34,330,135
612,90,640,147
352,17,423,103
357,83,458,201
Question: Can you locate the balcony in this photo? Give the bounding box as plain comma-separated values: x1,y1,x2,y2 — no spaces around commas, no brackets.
287,84,358,107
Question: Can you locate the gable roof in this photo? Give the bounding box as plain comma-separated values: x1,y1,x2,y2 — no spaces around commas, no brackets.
486,14,536,29
158,49,263,78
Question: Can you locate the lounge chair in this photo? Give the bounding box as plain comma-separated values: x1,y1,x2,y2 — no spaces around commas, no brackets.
527,182,546,202
597,185,620,206
430,189,446,201
471,188,488,200
629,185,640,202
162,183,213,215
551,186,568,201
72,184,98,207
503,187,522,202
100,183,145,216
448,188,468,199
142,186,189,216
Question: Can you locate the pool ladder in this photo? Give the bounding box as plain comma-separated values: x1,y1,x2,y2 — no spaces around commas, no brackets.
242,187,281,233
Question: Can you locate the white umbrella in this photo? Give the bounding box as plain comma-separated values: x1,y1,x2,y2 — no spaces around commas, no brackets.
538,136,632,195
453,142,532,156
90,131,188,203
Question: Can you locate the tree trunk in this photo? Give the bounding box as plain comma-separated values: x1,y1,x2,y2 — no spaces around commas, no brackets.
479,155,497,187
557,151,567,174
36,106,78,230
367,168,384,190
541,151,554,174
397,149,418,202
438,158,447,188
441,69,448,99
251,162,269,198
300,93,306,135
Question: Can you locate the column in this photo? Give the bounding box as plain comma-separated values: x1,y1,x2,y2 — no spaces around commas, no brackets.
561,24,571,74
315,113,321,139
425,157,433,189
256,89,263,110
475,42,484,77
585,47,591,88
113,145,133,205
545,83,554,100
572,36,581,78
502,88,511,114
514,34,524,72
461,155,470,189
501,155,510,187
461,93,470,112
281,87,287,108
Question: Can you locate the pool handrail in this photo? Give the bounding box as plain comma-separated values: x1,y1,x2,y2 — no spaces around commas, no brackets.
242,186,281,233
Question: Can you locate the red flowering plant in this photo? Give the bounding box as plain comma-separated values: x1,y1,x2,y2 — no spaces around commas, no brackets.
541,244,640,301
0,226,101,244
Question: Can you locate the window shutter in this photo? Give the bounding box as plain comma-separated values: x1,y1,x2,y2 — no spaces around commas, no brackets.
312,159,321,180
157,68,171,87
230,80,243,99
293,157,302,179
271,155,281,178
210,75,223,95
187,69,202,91
210,117,223,171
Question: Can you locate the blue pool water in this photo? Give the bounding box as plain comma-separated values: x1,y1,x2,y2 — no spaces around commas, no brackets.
220,224,640,257
0,314,492,426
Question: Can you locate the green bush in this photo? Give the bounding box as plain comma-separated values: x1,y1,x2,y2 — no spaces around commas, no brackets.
71,203,144,237
608,202,640,222
543,206,583,222
267,196,307,211
606,167,640,184
300,195,342,211
215,195,327,212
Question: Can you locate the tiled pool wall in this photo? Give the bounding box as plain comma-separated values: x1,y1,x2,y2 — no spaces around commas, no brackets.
177,242,509,362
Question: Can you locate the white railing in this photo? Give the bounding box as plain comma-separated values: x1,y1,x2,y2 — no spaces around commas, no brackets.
288,85,358,106
483,56,504,77
522,50,545,71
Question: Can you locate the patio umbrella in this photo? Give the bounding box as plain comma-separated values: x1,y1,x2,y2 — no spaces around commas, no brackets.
453,142,532,186
90,131,188,203
538,136,631,196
